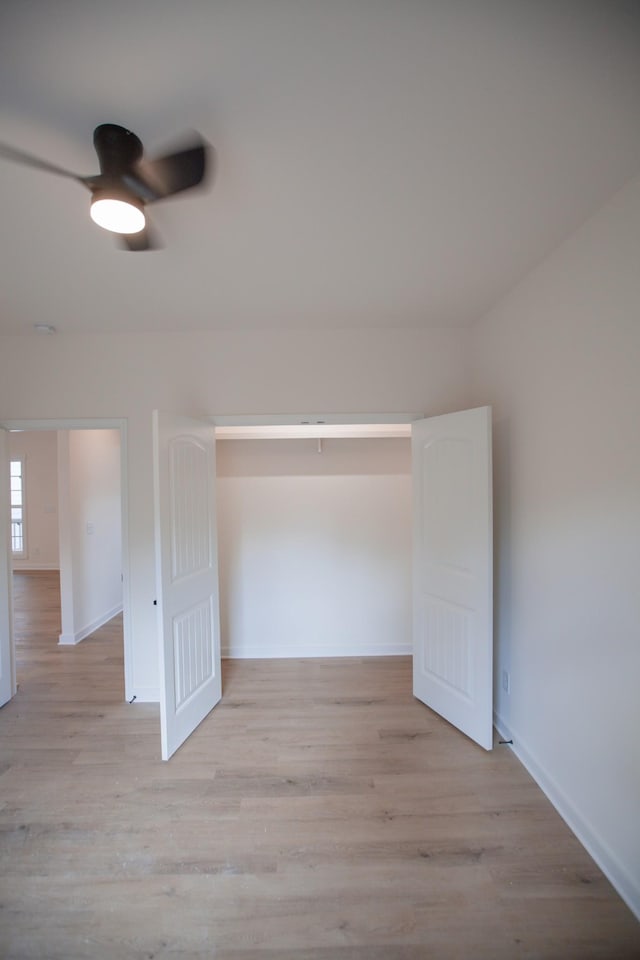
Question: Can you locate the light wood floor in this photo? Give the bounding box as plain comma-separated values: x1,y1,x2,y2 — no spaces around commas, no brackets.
1,572,638,959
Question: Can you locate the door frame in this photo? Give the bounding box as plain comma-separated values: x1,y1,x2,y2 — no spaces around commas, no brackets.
212,412,421,435
0,417,133,701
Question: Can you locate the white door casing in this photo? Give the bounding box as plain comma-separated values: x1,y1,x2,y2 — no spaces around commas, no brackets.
153,412,221,760
412,406,493,750
0,428,15,707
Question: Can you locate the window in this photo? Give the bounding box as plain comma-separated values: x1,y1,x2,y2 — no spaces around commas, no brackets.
10,459,26,558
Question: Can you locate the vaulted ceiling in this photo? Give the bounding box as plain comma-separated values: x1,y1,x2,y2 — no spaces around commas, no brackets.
1,1,639,335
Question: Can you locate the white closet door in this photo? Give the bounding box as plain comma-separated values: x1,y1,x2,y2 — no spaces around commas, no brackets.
412,406,493,750
0,428,15,707
153,412,221,760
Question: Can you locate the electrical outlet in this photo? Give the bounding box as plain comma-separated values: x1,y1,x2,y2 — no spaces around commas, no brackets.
502,669,511,694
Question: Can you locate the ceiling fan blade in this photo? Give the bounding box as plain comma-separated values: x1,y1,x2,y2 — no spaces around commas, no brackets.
0,141,89,186
93,124,143,177
118,226,161,252
137,136,209,200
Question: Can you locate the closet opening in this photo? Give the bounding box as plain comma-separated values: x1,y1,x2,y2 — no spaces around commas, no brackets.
154,408,492,757
215,422,413,661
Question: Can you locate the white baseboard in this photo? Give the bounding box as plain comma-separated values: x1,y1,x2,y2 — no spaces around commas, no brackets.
222,642,412,659
58,603,123,646
13,563,60,571
494,711,640,922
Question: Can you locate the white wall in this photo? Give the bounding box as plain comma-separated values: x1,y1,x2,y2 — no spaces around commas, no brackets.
0,327,469,698
57,429,122,645
8,431,59,569
470,173,640,918
217,438,412,658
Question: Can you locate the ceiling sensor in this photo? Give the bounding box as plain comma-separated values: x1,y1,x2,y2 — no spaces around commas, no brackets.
34,324,56,334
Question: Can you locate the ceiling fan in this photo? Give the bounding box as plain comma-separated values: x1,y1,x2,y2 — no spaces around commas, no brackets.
0,123,210,250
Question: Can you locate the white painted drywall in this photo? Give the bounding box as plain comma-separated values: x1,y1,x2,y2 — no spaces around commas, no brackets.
0,327,469,697
470,173,640,919
217,438,412,658
8,431,59,569
57,429,122,645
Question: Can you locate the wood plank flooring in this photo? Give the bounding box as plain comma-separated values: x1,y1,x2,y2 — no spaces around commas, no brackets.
1,571,639,959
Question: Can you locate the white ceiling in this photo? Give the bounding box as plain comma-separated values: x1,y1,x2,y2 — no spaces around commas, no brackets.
1,0,639,335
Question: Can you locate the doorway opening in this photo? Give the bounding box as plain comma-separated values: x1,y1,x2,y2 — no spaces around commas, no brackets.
215,431,413,660
1,418,131,706
154,407,492,758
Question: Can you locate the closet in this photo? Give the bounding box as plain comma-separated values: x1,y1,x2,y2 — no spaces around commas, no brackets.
153,410,492,759
215,433,413,659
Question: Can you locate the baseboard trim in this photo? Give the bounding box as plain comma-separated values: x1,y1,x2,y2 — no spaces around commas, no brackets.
13,563,60,571
494,711,640,922
222,642,412,660
58,604,123,646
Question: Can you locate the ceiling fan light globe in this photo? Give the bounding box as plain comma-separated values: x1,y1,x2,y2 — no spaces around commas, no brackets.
90,197,145,234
